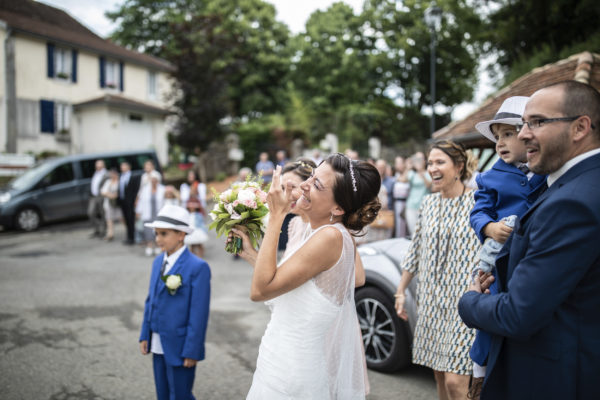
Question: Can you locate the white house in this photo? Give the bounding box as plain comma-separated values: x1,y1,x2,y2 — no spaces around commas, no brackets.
0,0,175,165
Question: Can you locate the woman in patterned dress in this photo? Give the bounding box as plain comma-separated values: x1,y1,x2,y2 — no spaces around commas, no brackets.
395,140,479,400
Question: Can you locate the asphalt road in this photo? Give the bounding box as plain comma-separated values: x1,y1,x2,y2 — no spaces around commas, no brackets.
0,219,436,399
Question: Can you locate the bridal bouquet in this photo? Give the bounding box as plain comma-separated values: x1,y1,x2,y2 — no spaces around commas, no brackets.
209,178,269,254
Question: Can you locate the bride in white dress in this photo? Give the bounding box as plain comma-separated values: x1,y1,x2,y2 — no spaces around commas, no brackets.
232,153,382,399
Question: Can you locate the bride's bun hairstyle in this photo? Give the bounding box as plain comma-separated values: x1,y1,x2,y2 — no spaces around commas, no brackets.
429,140,478,182
325,153,381,233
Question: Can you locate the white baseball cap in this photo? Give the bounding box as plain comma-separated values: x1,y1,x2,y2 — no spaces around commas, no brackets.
144,204,193,234
475,96,530,143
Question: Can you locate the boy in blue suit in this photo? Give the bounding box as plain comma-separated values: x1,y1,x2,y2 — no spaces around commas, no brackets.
140,204,211,400
468,96,546,397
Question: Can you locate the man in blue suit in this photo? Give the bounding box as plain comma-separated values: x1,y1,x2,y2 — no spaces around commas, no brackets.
140,204,211,400
459,80,600,400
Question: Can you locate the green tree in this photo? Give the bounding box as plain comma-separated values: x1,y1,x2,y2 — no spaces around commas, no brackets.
482,0,600,85
106,0,291,151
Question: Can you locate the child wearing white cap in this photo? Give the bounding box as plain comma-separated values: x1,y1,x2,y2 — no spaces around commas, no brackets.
139,204,211,400
467,96,547,398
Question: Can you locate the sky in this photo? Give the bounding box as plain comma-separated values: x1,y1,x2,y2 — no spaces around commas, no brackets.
38,0,484,120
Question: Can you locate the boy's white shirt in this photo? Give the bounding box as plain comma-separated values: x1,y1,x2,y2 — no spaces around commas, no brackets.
151,244,187,355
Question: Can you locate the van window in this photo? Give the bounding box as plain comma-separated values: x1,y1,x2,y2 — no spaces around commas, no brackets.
80,159,97,179
40,163,74,187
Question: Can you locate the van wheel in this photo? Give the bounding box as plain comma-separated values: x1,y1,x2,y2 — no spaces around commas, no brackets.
16,207,41,231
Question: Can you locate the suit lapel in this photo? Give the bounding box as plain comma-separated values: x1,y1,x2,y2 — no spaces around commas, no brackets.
519,153,600,227
157,248,189,294
168,248,189,277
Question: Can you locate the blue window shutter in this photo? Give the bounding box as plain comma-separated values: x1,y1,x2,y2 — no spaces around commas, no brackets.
99,56,106,88
71,49,78,83
119,61,124,92
47,43,55,78
40,100,55,133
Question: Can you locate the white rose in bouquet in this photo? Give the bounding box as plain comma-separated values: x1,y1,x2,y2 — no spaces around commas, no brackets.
237,189,256,203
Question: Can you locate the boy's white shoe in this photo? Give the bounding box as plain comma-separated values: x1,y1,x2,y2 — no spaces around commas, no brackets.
145,247,153,257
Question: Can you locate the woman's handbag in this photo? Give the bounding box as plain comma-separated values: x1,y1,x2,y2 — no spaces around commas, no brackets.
371,209,395,229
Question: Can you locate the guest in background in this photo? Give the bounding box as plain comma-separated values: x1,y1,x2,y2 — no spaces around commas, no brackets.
140,160,162,189
275,150,288,168
100,168,121,241
137,175,166,256
184,182,208,258
359,159,393,243
376,159,395,211
88,159,108,238
404,152,432,237
255,152,275,184
237,167,252,183
164,185,181,206
311,149,324,166
180,170,207,209
118,161,141,245
392,156,410,238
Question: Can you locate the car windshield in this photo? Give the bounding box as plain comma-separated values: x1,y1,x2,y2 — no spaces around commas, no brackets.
5,162,54,191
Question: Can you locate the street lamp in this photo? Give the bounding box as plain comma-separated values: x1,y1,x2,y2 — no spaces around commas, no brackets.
424,3,442,135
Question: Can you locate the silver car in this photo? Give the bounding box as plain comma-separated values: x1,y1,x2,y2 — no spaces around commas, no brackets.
356,238,418,372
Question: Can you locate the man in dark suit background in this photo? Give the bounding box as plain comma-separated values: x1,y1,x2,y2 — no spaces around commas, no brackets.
459,80,600,400
119,161,141,245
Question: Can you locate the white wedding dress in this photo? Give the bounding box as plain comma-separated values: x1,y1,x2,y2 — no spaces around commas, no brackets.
247,223,367,400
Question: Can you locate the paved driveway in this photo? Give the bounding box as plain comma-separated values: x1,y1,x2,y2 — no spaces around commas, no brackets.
0,220,436,399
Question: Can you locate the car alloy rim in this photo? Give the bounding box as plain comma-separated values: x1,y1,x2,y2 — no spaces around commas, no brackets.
19,210,39,230
357,298,395,363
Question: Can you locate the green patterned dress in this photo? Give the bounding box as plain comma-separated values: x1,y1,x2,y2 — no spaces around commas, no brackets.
403,190,479,375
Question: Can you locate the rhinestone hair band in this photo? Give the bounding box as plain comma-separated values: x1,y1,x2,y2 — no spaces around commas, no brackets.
348,159,358,192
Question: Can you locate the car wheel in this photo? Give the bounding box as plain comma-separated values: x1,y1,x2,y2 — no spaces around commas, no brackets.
15,207,41,231
356,286,410,372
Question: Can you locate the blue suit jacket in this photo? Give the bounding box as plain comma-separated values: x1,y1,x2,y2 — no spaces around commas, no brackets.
139,248,211,366
459,153,600,400
470,159,546,243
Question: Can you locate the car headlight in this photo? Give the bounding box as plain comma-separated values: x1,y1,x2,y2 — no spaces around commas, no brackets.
0,192,10,204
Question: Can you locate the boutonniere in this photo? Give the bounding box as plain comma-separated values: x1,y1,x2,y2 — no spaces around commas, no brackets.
161,274,182,295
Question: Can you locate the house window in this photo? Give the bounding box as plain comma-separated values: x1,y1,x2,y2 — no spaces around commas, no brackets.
148,71,157,99
47,43,77,82
55,103,71,133
55,48,71,80
105,61,120,89
40,101,70,134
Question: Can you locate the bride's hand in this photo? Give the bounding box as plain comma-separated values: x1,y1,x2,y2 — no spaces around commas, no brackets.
267,166,294,219
228,227,258,266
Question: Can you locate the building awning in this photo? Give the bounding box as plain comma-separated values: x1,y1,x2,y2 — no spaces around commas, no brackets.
74,95,174,116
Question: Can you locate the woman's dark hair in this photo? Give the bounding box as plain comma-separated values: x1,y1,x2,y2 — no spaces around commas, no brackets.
281,157,317,181
429,140,477,182
325,153,381,233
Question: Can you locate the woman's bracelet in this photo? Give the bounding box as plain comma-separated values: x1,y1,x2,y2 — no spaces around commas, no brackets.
394,293,405,298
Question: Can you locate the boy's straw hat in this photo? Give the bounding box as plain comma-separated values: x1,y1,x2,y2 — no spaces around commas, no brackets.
475,96,530,143
144,204,193,234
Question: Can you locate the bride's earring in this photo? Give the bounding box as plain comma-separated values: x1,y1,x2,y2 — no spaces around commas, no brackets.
330,213,333,222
